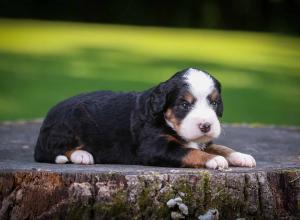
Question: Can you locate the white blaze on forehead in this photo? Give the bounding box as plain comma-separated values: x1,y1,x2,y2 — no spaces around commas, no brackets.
184,68,215,98
177,68,221,141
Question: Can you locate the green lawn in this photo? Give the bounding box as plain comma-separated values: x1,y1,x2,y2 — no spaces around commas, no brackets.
0,19,300,125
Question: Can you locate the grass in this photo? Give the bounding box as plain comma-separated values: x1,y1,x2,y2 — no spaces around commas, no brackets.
0,19,300,125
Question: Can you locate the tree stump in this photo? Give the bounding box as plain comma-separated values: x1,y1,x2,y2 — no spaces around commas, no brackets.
0,121,299,219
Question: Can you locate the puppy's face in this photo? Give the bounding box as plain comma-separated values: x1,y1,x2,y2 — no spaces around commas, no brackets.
163,68,223,143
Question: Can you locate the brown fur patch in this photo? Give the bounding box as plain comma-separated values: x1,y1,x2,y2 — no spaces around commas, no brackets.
181,149,215,168
165,108,181,132
183,92,195,104
204,144,235,157
64,145,84,159
209,89,219,102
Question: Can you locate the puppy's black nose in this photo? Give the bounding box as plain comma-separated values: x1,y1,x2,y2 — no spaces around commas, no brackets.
199,123,211,133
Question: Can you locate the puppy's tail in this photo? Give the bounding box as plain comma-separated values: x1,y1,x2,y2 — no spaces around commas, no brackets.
34,123,76,163
34,136,58,163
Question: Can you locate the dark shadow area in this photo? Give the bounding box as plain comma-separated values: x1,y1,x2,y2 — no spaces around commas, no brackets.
0,0,299,34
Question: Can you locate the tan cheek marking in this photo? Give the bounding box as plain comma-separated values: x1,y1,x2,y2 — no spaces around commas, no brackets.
204,144,235,157
165,108,181,132
64,145,84,159
181,149,215,168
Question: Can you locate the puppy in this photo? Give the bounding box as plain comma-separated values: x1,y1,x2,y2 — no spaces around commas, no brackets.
34,68,256,169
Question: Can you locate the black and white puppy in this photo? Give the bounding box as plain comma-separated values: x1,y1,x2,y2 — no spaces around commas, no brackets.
34,68,256,169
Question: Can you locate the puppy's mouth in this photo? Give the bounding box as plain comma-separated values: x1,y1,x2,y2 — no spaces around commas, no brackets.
189,134,213,144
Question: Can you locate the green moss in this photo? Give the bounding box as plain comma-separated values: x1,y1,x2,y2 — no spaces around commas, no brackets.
93,189,129,219
137,185,150,209
137,186,155,218
158,188,176,203
156,188,176,219
66,203,93,220
278,168,300,174
134,175,170,218
202,171,211,204
156,205,172,220
210,187,227,208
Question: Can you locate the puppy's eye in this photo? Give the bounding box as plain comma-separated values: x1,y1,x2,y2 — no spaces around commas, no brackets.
211,101,217,106
179,101,191,110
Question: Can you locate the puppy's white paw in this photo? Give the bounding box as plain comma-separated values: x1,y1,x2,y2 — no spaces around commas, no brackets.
70,150,94,165
227,152,256,167
55,155,69,164
205,156,229,169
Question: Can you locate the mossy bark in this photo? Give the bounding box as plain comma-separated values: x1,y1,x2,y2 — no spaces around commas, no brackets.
0,169,299,220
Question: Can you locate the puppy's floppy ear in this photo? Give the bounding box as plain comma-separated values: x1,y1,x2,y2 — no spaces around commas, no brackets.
147,81,173,120
216,83,224,117
150,82,168,115
212,78,224,117
217,97,224,117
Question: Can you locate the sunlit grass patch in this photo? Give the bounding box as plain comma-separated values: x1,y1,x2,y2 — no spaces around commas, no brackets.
0,19,299,125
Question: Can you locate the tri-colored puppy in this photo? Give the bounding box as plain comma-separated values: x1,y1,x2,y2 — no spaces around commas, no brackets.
34,68,256,169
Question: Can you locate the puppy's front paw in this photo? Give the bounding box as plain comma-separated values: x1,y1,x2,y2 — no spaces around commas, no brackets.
205,156,228,169
55,155,69,164
70,150,94,165
227,152,256,167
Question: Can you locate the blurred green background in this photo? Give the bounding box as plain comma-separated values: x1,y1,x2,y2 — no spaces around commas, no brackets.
0,1,300,125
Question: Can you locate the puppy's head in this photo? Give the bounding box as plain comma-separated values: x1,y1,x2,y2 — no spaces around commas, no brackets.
150,68,223,143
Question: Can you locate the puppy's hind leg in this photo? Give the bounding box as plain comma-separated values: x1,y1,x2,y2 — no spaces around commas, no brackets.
69,150,94,165
57,146,94,165
55,150,95,165
55,155,69,164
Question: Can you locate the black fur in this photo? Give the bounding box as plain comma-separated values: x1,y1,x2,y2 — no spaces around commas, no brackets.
203,70,223,118
212,78,223,117
34,68,223,167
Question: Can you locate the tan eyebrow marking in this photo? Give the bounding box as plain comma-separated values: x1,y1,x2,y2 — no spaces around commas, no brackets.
183,92,196,104
209,89,219,101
